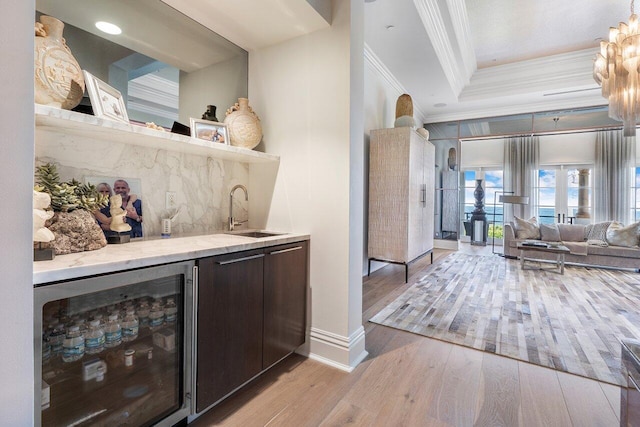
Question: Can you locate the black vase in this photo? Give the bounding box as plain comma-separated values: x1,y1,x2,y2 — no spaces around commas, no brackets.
202,105,218,122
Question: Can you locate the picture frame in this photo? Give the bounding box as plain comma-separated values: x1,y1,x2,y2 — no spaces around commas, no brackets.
82,70,129,123
189,118,230,145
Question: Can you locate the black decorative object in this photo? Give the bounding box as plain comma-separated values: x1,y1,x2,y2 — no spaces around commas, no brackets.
201,105,218,122
34,243,55,261
106,232,131,244
171,121,191,136
470,179,488,245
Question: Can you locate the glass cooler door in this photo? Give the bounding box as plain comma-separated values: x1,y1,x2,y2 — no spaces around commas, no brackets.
34,261,194,427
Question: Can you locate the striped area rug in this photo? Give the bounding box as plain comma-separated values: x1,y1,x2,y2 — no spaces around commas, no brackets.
369,252,640,386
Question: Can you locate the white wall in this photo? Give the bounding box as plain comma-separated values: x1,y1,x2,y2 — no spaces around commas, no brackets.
1,0,34,423
179,55,249,126
249,0,367,370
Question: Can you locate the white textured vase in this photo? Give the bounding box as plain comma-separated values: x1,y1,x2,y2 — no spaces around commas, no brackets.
224,98,263,149
34,15,85,109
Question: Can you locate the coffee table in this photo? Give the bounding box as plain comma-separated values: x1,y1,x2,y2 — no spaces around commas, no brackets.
516,243,571,274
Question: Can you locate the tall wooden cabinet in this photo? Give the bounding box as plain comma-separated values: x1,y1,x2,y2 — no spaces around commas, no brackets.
368,127,435,282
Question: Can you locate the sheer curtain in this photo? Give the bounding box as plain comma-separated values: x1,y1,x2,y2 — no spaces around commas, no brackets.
503,136,539,223
594,130,636,224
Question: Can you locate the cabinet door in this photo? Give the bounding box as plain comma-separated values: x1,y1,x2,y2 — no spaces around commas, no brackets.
407,132,425,261
263,241,308,369
423,140,435,253
196,249,264,412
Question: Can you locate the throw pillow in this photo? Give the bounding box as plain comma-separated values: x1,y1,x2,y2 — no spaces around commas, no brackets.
557,223,586,242
585,221,612,242
513,216,540,239
539,223,560,242
606,221,640,247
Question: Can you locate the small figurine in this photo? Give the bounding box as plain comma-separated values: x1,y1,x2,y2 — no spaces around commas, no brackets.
109,194,132,233
33,190,55,261
33,190,55,243
202,105,218,122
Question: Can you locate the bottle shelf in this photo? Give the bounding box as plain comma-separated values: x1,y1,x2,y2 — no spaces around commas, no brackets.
42,332,179,427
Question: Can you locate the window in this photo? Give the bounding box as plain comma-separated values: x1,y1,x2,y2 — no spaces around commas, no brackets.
535,167,592,224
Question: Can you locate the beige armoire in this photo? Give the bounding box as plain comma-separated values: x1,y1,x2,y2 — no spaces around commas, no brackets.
368,127,435,282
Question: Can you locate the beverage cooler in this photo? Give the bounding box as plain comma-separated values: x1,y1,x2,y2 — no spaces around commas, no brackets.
34,261,195,426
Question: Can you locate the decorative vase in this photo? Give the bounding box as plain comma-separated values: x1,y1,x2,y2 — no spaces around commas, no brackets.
395,93,413,118
224,98,262,149
34,15,85,109
201,105,218,122
394,93,415,128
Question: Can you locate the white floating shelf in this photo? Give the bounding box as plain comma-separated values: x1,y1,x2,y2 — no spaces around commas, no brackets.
35,104,279,164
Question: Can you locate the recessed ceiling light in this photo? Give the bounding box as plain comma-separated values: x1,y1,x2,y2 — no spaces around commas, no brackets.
434,103,447,108
95,21,122,35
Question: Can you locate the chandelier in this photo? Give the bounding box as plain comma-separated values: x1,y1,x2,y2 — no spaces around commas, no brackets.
593,0,640,136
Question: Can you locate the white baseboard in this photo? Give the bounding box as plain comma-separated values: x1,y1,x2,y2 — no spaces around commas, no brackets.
298,326,368,372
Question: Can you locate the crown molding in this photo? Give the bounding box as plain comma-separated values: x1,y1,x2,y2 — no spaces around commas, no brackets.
364,43,427,121
413,0,468,96
445,0,476,78
460,48,599,101
424,95,607,123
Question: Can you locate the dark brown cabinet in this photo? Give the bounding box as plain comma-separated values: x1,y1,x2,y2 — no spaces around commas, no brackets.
263,241,308,369
195,240,308,413
195,248,265,412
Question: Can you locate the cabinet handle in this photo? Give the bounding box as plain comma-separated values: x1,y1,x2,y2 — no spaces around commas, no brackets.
420,185,426,206
268,246,303,255
191,265,198,412
215,253,265,265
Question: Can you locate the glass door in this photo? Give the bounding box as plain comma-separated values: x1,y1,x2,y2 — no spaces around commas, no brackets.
34,261,194,427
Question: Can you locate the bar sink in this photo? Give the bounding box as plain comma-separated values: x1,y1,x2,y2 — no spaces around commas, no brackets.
228,231,282,238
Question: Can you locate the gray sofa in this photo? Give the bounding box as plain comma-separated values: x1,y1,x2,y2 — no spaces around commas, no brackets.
503,223,640,271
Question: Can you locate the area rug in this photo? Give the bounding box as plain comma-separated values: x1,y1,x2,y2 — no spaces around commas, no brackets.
369,252,640,386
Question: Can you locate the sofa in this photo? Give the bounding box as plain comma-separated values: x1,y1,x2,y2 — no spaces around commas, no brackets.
503,219,640,271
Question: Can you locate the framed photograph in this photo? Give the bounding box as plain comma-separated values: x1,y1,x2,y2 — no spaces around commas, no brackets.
83,70,129,123
190,118,229,145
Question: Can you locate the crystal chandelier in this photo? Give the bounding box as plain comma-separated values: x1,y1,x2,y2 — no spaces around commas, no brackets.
593,0,640,136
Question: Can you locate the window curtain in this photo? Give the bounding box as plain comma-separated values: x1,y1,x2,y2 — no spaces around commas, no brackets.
503,136,539,223
594,130,635,224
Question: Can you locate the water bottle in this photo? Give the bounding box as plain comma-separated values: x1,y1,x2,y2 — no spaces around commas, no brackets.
48,321,65,356
121,301,135,320
121,310,139,342
164,298,177,324
137,301,150,328
62,325,85,362
149,301,164,330
93,313,106,329
85,319,105,354
104,314,122,348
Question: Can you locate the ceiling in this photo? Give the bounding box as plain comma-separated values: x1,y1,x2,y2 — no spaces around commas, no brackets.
364,0,631,124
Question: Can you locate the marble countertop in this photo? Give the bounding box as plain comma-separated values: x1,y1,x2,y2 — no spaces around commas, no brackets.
34,231,310,285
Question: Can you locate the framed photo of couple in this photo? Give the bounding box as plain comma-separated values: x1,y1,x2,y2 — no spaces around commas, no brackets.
190,118,230,145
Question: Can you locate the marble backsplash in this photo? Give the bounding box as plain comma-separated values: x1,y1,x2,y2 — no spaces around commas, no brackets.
36,132,250,238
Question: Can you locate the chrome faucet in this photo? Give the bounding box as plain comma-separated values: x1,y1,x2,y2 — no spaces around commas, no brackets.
228,184,248,231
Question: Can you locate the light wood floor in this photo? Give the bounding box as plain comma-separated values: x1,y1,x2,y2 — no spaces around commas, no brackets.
191,244,621,426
